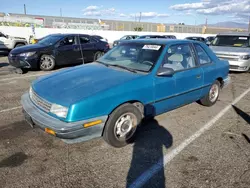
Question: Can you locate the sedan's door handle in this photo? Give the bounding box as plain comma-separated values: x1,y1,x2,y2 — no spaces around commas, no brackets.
196,75,201,79
73,47,80,51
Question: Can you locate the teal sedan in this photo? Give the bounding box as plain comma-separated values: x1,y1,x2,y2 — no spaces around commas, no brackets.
21,39,229,147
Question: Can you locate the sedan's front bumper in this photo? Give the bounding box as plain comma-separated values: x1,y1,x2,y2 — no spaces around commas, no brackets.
21,93,108,144
8,54,39,69
228,60,250,72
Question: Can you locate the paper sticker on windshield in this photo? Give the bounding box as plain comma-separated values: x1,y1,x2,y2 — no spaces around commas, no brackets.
239,37,247,40
142,45,161,50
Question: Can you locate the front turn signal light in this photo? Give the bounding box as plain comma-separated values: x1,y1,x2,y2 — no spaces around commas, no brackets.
45,128,56,136
84,120,102,128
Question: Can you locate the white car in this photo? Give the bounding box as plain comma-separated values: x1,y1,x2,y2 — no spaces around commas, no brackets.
210,32,250,72
0,32,28,54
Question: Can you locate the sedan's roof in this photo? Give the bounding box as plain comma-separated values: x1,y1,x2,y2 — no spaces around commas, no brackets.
48,33,90,37
119,39,200,45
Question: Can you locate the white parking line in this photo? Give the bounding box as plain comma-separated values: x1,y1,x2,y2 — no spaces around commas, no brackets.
0,106,22,113
0,80,17,86
129,86,250,188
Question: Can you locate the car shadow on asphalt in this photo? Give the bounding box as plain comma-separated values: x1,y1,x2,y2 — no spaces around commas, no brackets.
232,105,250,144
126,119,173,188
0,62,9,68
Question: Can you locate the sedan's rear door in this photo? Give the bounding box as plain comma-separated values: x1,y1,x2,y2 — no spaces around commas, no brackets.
78,35,97,63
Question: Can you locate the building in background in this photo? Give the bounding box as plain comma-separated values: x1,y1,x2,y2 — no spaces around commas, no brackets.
0,12,248,34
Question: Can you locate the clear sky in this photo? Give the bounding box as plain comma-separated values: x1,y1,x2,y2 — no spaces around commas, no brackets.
1,0,249,25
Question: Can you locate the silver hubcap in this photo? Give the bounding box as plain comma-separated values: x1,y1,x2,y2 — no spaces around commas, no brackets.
96,52,104,60
114,113,137,140
209,84,219,103
41,56,53,69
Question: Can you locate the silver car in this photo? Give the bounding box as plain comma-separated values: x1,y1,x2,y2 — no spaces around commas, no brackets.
210,32,250,72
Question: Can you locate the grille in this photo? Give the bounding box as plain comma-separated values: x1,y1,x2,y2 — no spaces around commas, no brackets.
216,53,239,61
30,88,52,112
229,65,239,69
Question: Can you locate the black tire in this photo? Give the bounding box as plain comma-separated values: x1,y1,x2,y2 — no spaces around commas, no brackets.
14,43,25,48
39,55,55,71
103,103,142,148
93,51,104,61
199,80,220,107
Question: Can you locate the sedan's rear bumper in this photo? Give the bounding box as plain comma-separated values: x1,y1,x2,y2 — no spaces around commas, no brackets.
21,93,108,143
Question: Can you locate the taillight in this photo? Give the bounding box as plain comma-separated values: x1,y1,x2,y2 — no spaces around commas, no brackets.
106,43,110,48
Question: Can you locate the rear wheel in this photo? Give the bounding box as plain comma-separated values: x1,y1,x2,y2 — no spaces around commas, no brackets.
103,103,142,148
93,51,104,61
200,80,220,106
40,55,55,71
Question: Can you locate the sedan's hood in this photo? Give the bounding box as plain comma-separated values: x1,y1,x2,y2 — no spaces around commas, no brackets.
210,46,250,55
32,63,142,106
10,44,48,54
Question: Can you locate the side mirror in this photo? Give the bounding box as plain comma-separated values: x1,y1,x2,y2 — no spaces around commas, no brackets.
58,40,65,47
157,67,174,77
0,33,5,38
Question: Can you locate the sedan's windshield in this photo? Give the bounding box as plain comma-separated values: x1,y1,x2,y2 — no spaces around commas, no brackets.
38,35,63,46
211,36,250,47
98,43,164,72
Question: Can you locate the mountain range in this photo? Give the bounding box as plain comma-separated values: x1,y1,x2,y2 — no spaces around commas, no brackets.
205,21,249,29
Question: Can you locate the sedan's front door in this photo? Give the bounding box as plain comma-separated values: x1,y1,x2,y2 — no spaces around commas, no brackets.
154,43,203,115
55,35,82,65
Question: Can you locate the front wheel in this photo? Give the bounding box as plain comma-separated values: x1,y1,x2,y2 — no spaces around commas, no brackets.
40,55,55,71
93,51,104,61
103,103,142,148
199,80,220,106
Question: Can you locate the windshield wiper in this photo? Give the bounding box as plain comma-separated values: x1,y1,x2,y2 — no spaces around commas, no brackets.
110,64,137,73
95,60,109,67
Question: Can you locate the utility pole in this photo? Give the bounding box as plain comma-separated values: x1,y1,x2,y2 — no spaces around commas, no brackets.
139,12,142,23
248,16,250,32
60,8,62,17
24,4,26,15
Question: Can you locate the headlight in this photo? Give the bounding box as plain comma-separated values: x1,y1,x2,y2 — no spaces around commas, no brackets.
29,87,33,97
50,104,68,118
19,52,36,57
239,55,250,60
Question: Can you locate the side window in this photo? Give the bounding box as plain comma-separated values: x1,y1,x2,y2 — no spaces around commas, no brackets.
194,44,212,65
79,36,90,44
61,36,75,46
162,44,196,71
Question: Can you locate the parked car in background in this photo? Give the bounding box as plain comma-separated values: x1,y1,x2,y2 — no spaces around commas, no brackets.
21,39,229,147
8,33,109,72
137,35,166,39
164,35,177,39
206,36,215,46
113,35,138,47
0,31,27,55
92,35,108,42
185,36,206,43
210,32,250,72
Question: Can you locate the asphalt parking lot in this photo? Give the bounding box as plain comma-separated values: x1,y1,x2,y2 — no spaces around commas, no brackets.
0,57,250,188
